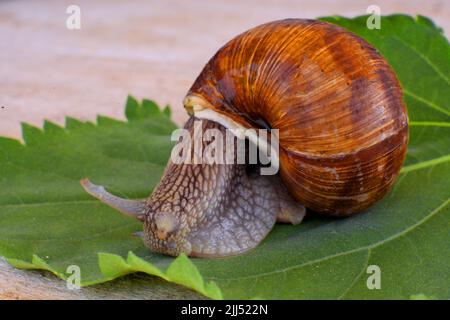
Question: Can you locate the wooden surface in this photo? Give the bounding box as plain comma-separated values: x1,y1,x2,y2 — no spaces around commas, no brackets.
1,0,449,299
0,258,203,299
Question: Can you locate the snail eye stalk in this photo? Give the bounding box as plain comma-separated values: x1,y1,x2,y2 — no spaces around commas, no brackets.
80,179,146,222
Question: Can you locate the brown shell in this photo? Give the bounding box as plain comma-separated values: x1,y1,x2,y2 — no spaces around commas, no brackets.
185,19,409,216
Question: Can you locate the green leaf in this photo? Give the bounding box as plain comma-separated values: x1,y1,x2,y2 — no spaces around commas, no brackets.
409,293,437,300
97,252,222,299
0,15,449,299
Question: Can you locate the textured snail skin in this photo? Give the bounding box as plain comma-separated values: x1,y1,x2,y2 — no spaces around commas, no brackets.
81,19,409,257
185,18,408,215
140,117,305,257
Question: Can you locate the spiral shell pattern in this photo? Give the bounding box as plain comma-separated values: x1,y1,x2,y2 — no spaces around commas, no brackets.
186,19,408,215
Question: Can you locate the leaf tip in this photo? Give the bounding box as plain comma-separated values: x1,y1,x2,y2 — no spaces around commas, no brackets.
125,95,140,121
21,122,43,145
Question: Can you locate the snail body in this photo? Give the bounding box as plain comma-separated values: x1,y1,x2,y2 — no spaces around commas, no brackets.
81,19,408,258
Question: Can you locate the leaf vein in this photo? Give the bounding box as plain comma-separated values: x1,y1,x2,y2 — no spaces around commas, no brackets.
337,248,371,300
392,35,450,87
403,90,450,117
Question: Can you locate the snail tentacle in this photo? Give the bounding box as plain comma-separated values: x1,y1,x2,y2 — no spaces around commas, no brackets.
80,179,146,221
132,231,145,238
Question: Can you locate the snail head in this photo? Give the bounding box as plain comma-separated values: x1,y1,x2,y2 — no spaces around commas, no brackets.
142,210,192,256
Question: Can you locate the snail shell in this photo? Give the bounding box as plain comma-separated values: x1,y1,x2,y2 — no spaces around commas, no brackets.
82,19,408,257
184,18,408,216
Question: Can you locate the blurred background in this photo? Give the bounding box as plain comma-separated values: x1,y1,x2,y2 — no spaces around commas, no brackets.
1,0,449,139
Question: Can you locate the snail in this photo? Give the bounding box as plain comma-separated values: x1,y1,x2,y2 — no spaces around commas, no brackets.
81,19,408,258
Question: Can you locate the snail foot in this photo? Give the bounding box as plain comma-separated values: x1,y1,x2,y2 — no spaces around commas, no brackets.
271,175,306,225
276,202,306,225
